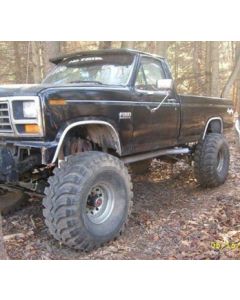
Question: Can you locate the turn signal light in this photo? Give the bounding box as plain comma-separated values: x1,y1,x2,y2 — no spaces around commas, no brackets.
24,124,41,134
49,99,66,106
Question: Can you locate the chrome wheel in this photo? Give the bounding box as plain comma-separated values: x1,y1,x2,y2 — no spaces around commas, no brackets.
86,184,114,225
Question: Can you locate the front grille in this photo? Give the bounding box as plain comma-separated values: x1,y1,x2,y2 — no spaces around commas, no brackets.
0,102,13,133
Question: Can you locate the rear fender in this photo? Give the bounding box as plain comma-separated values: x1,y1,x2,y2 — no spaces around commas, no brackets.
202,117,223,139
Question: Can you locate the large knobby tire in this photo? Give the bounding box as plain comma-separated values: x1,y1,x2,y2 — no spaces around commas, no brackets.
43,151,133,251
194,133,230,188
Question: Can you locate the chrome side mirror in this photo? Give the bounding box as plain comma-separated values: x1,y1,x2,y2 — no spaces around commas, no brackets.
157,79,174,91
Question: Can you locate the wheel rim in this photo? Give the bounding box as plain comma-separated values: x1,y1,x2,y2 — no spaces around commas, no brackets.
217,148,224,172
86,184,114,224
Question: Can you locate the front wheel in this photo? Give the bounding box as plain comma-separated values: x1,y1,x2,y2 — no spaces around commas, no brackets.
43,152,133,251
194,133,230,188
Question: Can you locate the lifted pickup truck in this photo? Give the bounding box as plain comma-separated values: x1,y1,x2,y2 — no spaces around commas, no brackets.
0,49,233,250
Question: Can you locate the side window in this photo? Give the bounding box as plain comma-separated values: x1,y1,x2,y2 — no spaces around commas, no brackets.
135,57,166,91
135,65,146,87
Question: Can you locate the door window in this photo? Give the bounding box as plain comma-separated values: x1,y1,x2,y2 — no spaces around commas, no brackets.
135,57,166,91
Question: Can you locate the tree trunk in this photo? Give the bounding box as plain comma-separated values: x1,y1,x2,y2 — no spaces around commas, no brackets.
0,213,7,260
222,42,240,102
121,41,135,49
205,42,211,95
155,41,169,57
193,41,201,93
235,43,240,113
210,42,219,97
174,42,179,80
43,42,61,76
31,42,42,83
13,42,22,83
98,41,111,49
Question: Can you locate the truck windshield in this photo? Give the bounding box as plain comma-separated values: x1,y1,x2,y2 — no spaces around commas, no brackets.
43,53,135,86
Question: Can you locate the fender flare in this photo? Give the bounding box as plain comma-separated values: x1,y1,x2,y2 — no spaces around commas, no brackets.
51,120,121,163
202,117,223,140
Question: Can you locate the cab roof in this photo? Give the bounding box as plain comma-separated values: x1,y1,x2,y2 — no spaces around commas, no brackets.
50,48,165,65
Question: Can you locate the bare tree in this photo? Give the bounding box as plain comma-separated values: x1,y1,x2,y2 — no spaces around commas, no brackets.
121,41,135,49
205,42,212,95
235,43,240,113
98,41,112,49
31,42,43,83
174,42,179,80
0,213,7,259
13,42,22,83
193,42,205,94
222,42,240,101
43,42,61,76
210,42,219,97
204,42,220,96
0,41,238,99
155,41,169,57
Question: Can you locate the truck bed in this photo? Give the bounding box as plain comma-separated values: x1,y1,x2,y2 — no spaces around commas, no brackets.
179,94,233,143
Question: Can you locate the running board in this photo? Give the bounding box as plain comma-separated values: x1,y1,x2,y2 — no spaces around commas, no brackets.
122,148,191,164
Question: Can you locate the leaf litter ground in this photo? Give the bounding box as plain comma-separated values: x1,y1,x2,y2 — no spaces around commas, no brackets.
2,130,240,259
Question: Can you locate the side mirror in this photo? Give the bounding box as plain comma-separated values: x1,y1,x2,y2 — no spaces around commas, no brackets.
157,79,174,91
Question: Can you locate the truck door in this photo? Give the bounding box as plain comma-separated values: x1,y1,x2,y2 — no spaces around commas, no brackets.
132,56,180,153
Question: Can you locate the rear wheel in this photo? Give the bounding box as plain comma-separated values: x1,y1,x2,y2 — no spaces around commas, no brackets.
194,133,230,187
43,151,133,251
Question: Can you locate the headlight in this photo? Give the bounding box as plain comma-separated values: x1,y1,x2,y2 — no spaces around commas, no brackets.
10,96,44,136
23,101,37,118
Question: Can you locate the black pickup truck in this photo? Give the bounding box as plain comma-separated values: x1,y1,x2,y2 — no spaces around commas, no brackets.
0,49,233,250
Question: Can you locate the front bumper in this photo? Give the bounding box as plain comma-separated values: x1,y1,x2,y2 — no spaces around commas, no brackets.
0,147,18,182
0,140,57,165
0,141,57,184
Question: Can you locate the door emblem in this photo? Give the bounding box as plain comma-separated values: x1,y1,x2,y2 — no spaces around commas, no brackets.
227,108,234,115
119,112,132,120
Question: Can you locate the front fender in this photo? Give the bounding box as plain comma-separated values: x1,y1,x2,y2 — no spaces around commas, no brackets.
51,117,122,163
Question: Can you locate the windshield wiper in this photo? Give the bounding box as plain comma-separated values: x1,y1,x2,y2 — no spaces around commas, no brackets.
69,80,104,85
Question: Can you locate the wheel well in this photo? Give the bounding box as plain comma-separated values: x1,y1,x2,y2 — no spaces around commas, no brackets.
55,123,121,161
204,118,223,139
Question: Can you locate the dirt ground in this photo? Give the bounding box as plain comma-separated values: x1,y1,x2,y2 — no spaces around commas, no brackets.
2,130,240,259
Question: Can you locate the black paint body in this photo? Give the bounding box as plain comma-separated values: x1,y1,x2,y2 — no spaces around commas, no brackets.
0,49,233,167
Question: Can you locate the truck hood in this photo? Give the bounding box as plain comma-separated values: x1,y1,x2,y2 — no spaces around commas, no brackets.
0,84,49,97
0,83,128,98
